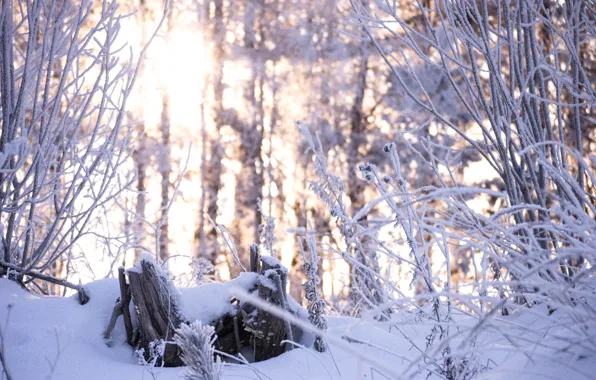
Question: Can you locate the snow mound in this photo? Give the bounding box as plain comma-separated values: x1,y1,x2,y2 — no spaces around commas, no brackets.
2,278,594,380
180,272,258,324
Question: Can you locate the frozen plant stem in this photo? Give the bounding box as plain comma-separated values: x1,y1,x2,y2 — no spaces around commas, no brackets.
175,321,222,380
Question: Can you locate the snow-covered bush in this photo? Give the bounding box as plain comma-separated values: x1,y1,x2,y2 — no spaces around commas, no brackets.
0,0,163,295
136,339,166,368
297,123,388,314
295,0,596,377
174,321,222,380
299,228,327,352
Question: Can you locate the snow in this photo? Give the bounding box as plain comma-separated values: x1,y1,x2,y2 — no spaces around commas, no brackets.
1,278,594,380
123,258,260,326
258,270,278,291
261,256,287,275
181,272,258,324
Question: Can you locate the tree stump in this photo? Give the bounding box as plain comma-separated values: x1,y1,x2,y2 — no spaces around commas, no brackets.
105,254,307,366
243,255,298,362
213,313,250,354
127,260,186,367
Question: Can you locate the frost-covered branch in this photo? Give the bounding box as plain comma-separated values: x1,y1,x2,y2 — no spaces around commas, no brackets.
0,0,156,288
298,225,327,352
175,321,222,380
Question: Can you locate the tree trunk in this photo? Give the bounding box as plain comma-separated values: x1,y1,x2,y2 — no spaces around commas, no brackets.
133,0,150,263
346,8,385,312
231,0,265,275
195,0,210,262
197,0,225,266
158,95,171,261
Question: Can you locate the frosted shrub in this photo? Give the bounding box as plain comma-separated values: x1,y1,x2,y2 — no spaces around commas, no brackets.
299,231,327,352
0,0,137,287
174,321,222,380
136,339,166,368
190,257,218,285
297,123,387,313
293,0,596,377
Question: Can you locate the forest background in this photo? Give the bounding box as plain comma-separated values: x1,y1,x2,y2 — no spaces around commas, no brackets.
1,0,595,320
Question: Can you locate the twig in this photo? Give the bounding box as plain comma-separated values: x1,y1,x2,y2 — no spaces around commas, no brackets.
0,305,14,380
0,260,89,305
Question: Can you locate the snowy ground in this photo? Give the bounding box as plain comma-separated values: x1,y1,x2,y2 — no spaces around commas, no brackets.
0,278,594,380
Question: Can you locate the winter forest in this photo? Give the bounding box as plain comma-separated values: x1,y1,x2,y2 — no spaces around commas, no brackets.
0,0,595,379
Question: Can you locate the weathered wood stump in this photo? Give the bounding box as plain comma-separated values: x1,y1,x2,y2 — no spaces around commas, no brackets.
243,254,297,361
104,251,306,366
128,260,186,366
118,267,134,345
213,313,250,354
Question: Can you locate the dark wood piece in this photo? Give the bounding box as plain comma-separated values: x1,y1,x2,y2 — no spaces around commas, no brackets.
250,244,261,273
212,314,250,355
118,267,134,345
243,257,296,362
260,255,288,290
127,260,186,367
104,299,123,341
254,270,288,361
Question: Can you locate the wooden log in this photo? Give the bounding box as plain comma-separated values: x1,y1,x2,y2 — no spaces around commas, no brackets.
127,260,186,367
